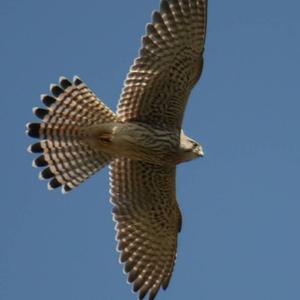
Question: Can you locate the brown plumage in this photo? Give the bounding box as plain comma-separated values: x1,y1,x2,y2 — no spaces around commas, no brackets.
26,0,208,299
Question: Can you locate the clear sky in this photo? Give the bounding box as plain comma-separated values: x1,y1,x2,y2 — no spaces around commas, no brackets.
1,0,300,299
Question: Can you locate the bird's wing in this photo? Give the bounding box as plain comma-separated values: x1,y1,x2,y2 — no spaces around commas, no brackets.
109,158,182,300
116,0,207,129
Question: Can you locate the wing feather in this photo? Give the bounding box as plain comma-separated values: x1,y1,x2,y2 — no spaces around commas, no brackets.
109,1,208,298
109,158,182,299
117,0,208,129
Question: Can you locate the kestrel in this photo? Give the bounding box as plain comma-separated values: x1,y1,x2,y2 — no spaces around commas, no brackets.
26,0,208,299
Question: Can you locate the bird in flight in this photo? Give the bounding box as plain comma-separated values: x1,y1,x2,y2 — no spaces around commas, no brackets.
26,0,208,299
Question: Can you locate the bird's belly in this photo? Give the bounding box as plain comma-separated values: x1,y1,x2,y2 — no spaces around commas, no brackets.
112,122,180,165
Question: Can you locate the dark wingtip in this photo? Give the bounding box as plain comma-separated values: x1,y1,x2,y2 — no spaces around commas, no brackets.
59,76,72,89
26,123,41,138
133,280,143,293
50,84,64,97
162,277,170,290
124,261,134,273
34,155,48,167
160,0,170,13
152,11,163,24
146,23,156,35
33,107,49,120
128,271,138,284
149,287,159,300
138,289,148,300
41,94,56,107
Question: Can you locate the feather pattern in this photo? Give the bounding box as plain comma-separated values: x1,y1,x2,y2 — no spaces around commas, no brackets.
27,76,117,192
109,1,207,298
110,158,182,299
116,0,207,129
26,1,208,299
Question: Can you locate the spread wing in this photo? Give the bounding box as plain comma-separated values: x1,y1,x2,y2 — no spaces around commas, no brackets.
109,158,182,300
116,0,207,129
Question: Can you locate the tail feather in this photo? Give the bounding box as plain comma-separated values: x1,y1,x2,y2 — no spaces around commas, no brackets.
26,76,116,193
36,76,117,127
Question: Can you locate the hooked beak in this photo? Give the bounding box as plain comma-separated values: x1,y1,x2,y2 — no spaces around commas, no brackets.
197,146,205,157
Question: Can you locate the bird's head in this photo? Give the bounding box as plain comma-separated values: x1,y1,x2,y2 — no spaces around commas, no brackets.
178,130,204,163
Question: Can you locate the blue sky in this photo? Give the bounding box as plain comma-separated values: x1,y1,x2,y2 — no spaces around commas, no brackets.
1,0,300,299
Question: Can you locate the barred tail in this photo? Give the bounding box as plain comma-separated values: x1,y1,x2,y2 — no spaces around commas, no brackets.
26,76,117,193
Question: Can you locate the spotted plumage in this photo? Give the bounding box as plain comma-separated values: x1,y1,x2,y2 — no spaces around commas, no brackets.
26,0,208,299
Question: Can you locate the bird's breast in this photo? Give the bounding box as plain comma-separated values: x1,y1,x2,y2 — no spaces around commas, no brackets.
112,122,180,165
